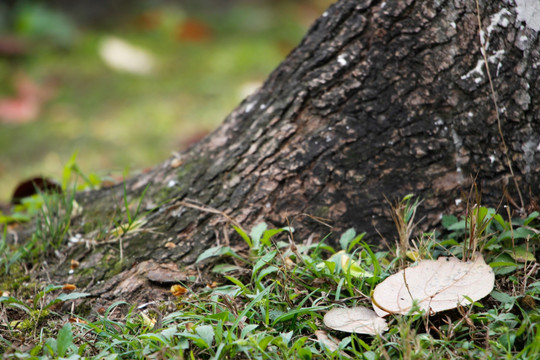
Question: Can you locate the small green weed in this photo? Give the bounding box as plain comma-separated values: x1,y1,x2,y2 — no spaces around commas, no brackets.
0,154,101,276
0,284,89,345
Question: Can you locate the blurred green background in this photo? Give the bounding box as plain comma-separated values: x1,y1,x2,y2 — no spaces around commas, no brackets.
0,0,332,202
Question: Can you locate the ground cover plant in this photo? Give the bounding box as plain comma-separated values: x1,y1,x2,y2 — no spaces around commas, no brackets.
0,192,538,359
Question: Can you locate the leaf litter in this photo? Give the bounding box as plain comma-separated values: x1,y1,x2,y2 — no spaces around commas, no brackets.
324,254,495,334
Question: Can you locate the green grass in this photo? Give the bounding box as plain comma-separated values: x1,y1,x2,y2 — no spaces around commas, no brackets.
1,196,538,359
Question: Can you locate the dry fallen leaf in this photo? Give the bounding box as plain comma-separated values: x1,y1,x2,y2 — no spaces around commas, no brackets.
70,259,80,270
315,330,339,352
170,158,183,168
171,284,188,297
372,255,494,317
99,36,155,75
323,307,388,335
518,295,536,310
175,18,213,42
11,176,62,204
68,317,88,324
62,284,77,292
140,313,156,328
164,242,177,249
315,330,351,358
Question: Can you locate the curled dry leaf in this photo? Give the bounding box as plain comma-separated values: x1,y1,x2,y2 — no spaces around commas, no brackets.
70,259,80,270
62,284,77,292
315,330,339,352
323,307,388,335
11,176,62,204
170,158,183,168
518,295,536,310
372,255,495,317
171,284,188,297
68,317,88,324
164,242,177,249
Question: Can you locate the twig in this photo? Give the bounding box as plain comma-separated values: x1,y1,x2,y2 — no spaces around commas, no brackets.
173,198,247,233
474,0,525,212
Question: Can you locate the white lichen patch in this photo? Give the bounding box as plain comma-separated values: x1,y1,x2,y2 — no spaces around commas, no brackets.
486,9,511,35
462,7,511,84
479,8,511,50
337,53,348,66
451,128,464,173
461,59,485,82
244,101,256,113
489,49,505,62
461,50,505,83
522,138,539,173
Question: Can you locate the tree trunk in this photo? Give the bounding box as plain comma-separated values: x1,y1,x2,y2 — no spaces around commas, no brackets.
28,0,540,307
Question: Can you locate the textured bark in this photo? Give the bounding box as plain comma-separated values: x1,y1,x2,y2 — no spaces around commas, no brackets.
30,0,540,307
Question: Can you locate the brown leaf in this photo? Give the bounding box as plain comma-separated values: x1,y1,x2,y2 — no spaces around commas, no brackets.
170,158,183,169
11,176,62,204
63,284,77,292
164,242,177,249
133,11,162,31
372,255,494,317
171,284,188,297
175,19,212,42
68,317,87,324
70,259,80,270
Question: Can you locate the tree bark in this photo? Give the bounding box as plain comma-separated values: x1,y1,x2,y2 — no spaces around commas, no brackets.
28,0,540,306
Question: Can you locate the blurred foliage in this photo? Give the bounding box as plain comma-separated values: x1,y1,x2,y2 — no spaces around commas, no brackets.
0,0,332,202
13,2,77,47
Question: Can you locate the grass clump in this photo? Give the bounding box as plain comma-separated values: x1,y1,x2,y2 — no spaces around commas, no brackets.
1,196,539,359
